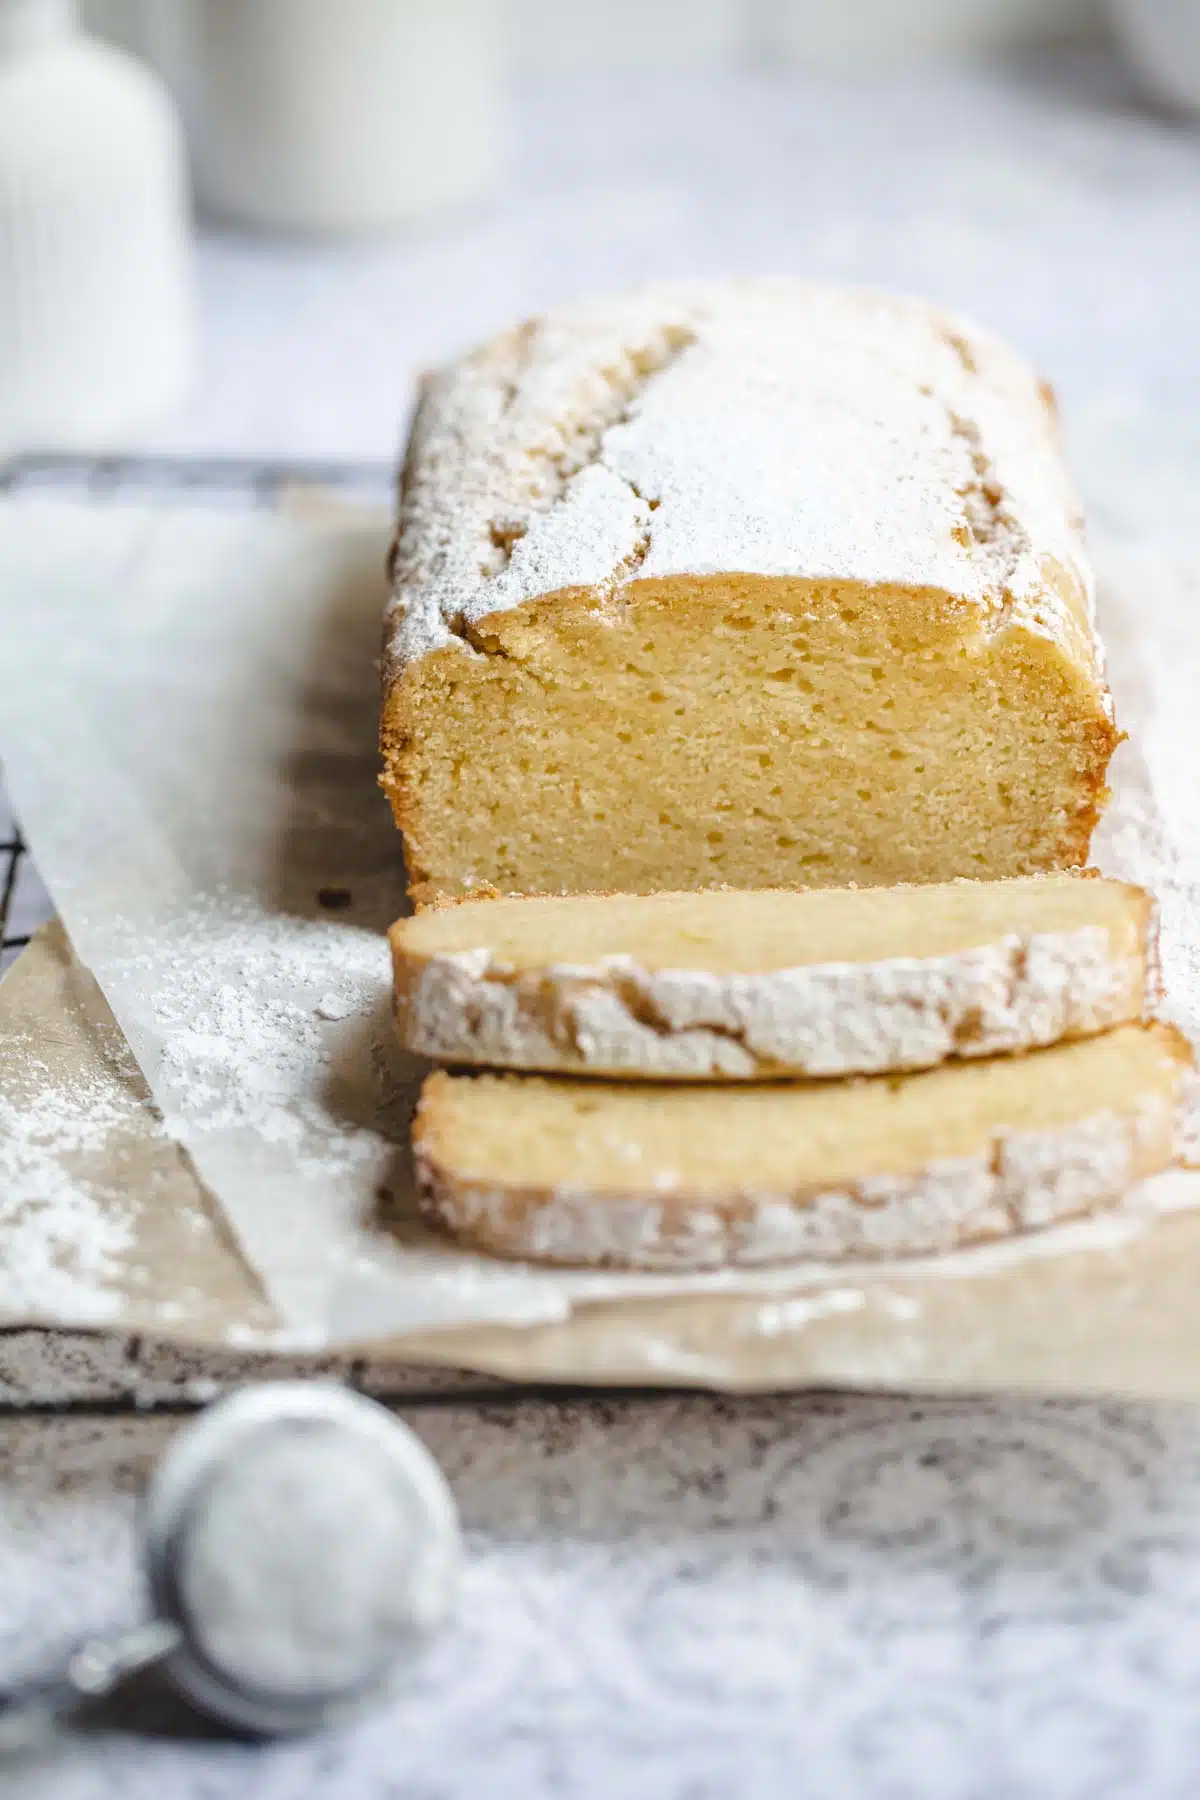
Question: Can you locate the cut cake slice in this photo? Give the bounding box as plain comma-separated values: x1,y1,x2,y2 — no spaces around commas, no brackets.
412,1024,1191,1271
391,876,1156,1079
381,281,1117,905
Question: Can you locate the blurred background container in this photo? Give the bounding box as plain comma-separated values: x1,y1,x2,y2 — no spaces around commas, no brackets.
0,0,194,452
0,0,1193,500
1111,0,1200,114
159,0,505,233
85,0,1105,73
765,0,1098,60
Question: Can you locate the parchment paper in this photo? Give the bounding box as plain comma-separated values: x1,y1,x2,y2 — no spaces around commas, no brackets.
3,498,1200,1390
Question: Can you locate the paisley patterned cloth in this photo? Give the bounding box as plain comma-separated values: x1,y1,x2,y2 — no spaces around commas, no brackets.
5,1391,1200,1798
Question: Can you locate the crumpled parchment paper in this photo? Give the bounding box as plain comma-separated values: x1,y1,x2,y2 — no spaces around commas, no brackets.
2,499,1200,1391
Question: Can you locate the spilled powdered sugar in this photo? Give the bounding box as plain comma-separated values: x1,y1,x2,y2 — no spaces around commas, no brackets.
0,1046,136,1324
113,901,410,1176
1088,550,1200,1154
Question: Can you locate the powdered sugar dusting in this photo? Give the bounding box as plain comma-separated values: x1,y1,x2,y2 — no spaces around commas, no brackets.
385,280,1092,676
0,1037,136,1324
402,924,1144,1080
107,899,411,1178
1093,552,1200,1042
417,1100,1174,1274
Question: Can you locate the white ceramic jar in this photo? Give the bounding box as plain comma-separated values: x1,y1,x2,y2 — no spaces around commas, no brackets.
0,0,195,452
167,0,506,235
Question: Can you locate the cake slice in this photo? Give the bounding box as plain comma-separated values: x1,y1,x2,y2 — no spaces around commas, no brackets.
391,876,1156,1079
412,1024,1192,1271
381,280,1117,905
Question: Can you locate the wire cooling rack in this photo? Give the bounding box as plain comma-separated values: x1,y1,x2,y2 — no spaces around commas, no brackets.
0,452,394,974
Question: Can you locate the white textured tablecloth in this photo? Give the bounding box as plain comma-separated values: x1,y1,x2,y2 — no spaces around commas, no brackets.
4,48,1200,1800
8,1393,1200,1799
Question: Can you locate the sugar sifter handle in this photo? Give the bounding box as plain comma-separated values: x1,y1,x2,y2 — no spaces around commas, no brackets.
0,1621,181,1753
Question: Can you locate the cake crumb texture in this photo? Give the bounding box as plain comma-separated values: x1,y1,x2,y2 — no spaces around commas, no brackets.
413,1023,1191,1271
390,876,1154,1078
381,280,1117,904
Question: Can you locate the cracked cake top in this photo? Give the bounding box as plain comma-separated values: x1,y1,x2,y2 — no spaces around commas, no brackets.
382,279,1092,680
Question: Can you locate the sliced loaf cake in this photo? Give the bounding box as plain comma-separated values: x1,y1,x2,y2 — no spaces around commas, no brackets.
413,1024,1192,1271
391,876,1156,1079
382,281,1117,904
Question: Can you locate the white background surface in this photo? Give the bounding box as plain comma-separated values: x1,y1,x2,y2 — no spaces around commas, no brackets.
4,45,1200,1800
145,52,1200,549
